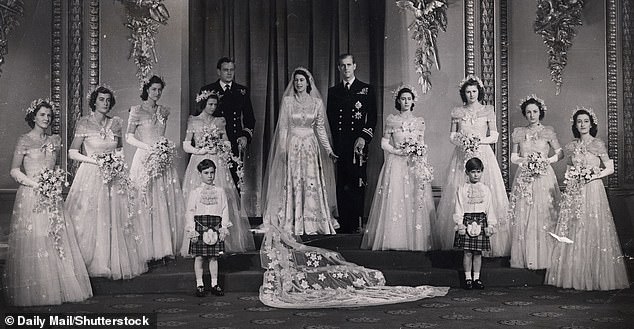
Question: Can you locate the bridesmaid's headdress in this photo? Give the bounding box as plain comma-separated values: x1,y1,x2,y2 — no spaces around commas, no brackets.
139,75,166,90
195,89,221,103
391,84,418,100
458,74,484,89
519,94,547,112
24,98,52,114
570,106,598,124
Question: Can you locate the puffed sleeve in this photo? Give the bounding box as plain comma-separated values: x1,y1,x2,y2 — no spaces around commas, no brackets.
110,116,123,137
588,138,608,157
186,115,197,134
14,135,30,155
127,106,141,131
511,127,524,144
450,107,465,124
74,117,90,137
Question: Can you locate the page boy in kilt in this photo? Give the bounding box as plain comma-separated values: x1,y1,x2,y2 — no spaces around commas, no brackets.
453,157,497,290
183,159,231,297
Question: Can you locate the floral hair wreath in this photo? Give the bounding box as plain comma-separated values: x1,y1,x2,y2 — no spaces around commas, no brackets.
458,74,484,89
85,84,115,101
519,94,547,112
139,75,166,90
195,89,222,103
24,98,54,115
570,106,599,125
391,84,418,101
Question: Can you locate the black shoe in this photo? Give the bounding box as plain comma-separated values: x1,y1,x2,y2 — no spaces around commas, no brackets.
195,286,206,297
210,285,224,296
473,279,484,290
464,279,473,290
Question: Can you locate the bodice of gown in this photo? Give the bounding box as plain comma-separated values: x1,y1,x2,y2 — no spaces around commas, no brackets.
186,115,227,146
512,125,557,157
451,105,496,139
284,96,331,152
385,114,425,146
15,134,61,178
565,138,607,168
127,105,169,143
74,115,122,156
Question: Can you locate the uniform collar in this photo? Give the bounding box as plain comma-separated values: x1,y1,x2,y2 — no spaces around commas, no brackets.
342,78,356,88
220,81,232,90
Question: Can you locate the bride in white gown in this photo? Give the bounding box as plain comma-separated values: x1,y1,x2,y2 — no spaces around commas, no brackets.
259,68,449,308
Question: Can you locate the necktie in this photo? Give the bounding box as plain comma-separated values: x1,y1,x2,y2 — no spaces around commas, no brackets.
345,82,350,90
224,84,230,92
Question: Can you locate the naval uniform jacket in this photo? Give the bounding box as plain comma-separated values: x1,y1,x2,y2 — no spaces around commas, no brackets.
200,80,256,155
326,79,377,157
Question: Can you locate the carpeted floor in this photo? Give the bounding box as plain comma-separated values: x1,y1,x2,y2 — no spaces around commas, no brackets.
3,286,633,329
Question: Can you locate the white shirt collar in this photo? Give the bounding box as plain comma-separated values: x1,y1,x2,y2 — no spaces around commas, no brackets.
220,81,232,90
343,78,355,87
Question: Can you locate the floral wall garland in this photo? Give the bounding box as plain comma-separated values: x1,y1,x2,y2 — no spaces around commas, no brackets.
119,0,170,82
0,0,24,77
534,0,585,95
396,0,448,94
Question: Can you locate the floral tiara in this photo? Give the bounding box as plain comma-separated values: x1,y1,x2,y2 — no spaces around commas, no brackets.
195,89,222,103
85,84,114,101
391,84,418,101
24,98,53,115
570,106,598,125
519,94,547,112
459,74,484,89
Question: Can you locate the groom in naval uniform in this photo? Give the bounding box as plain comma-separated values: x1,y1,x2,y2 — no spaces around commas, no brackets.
327,54,377,233
199,57,256,190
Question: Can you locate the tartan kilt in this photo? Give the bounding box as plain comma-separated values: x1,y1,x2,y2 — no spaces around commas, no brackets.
453,212,490,251
189,215,224,257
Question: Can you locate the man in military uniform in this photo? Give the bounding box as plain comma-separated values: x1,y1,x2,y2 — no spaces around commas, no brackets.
200,57,256,190
327,54,377,233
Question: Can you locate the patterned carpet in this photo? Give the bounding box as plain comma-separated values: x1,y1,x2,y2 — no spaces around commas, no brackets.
3,286,633,329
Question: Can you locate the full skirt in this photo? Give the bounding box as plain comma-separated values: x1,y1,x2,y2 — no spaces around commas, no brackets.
361,153,435,250
181,153,255,254
130,148,186,259
66,162,148,279
509,166,559,269
3,185,93,306
545,179,629,290
434,145,511,257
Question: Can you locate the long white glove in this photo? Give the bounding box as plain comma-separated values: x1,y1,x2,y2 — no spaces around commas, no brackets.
510,152,525,165
126,133,150,150
10,168,37,187
182,140,205,155
479,131,499,144
548,148,562,164
449,132,462,146
68,149,97,165
381,137,404,155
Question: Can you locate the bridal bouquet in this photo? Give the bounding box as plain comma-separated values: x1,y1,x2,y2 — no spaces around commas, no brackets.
556,164,602,238
457,133,480,160
93,151,131,190
139,137,176,196
400,137,434,185
33,167,69,259
509,152,550,207
199,126,245,189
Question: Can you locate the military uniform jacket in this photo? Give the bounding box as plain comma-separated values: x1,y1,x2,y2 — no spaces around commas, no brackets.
200,80,256,147
326,79,377,153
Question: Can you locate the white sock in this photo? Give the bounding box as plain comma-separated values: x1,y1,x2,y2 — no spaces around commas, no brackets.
473,272,480,280
196,278,204,287
465,272,472,280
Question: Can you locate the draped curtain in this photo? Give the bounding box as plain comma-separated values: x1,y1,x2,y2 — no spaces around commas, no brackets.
189,0,386,217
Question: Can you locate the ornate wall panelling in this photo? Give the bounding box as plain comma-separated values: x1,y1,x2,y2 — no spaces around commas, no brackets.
88,0,99,88
67,0,83,176
496,0,509,188
464,0,476,75
606,0,618,188
624,0,634,186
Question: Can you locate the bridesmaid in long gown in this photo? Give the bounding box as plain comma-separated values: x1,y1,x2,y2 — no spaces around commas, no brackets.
66,86,147,279
361,85,435,251
262,67,339,235
3,99,92,306
180,91,254,254
509,95,562,269
434,75,511,257
545,108,629,290
127,75,186,260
